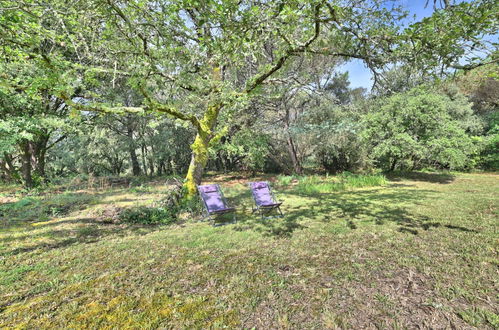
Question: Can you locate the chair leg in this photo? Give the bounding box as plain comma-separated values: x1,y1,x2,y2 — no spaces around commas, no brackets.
261,206,283,219
210,212,237,226
201,209,210,222
277,206,284,217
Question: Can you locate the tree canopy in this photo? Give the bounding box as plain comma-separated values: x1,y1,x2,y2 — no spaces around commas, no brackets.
0,0,497,193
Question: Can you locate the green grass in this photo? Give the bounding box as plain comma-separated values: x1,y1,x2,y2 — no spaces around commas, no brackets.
0,172,497,328
277,172,387,194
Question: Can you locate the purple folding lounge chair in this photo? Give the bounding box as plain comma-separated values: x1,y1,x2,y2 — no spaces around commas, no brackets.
249,181,283,219
198,184,236,225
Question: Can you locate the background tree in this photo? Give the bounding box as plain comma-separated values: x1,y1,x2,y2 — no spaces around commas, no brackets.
1,0,497,194
363,87,482,171
0,62,76,187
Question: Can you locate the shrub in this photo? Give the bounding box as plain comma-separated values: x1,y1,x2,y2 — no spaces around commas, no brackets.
363,87,482,171
119,181,201,225
119,206,177,225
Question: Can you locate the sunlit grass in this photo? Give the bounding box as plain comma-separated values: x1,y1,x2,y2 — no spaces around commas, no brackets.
277,172,387,194
0,172,497,328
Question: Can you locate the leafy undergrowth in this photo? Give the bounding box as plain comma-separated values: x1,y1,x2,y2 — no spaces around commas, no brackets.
0,172,498,328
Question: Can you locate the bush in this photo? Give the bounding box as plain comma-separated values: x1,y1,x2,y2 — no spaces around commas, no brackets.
119,206,177,225
363,87,481,171
119,180,201,225
213,128,273,174
478,112,499,170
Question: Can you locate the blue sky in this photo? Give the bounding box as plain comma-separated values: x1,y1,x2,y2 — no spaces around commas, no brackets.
338,1,436,90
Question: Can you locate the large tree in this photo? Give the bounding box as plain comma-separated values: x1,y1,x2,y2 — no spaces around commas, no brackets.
1,0,497,196
363,87,482,171
0,62,74,187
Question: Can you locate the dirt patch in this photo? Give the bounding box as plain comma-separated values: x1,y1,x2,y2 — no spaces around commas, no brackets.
244,268,477,329
333,269,473,329
0,196,18,204
207,174,278,187
94,206,124,224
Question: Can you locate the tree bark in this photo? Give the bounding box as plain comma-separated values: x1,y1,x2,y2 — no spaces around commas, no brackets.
127,126,141,176
35,148,47,178
284,109,303,174
390,158,398,172
141,145,148,176
0,159,9,181
286,134,302,174
21,143,33,188
183,101,222,198
33,138,49,179
184,133,209,197
0,154,19,182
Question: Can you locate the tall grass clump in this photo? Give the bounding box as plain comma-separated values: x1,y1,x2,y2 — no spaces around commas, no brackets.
338,171,387,188
295,172,386,194
276,174,298,186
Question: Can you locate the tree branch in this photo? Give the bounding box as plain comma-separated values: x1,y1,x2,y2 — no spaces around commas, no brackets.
246,3,323,93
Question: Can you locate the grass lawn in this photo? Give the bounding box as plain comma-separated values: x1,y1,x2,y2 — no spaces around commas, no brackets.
0,172,497,328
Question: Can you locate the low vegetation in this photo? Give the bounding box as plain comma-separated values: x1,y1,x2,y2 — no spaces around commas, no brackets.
277,172,388,194
1,172,497,328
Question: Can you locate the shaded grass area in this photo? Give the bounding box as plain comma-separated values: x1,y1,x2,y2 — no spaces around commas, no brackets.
0,173,498,328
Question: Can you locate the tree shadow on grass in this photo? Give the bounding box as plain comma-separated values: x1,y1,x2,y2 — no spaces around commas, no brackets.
213,182,457,238
224,188,307,238
232,208,308,238
284,185,478,236
1,218,162,257
385,171,455,184
0,186,170,252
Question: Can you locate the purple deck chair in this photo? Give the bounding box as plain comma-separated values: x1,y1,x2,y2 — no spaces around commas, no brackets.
197,184,236,225
249,181,283,219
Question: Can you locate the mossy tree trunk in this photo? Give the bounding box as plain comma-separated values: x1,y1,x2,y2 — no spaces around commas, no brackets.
185,133,209,197
183,102,223,198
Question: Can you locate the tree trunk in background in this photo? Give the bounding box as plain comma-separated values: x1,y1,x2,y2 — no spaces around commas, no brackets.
284,109,303,174
141,145,148,176
130,148,140,176
0,159,10,181
33,138,49,179
35,148,47,178
21,143,33,188
390,158,398,172
0,154,19,182
127,126,141,176
157,162,163,176
149,158,154,177
286,133,302,174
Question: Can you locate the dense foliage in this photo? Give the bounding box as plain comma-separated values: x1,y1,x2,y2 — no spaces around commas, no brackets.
363,88,482,171
0,0,497,190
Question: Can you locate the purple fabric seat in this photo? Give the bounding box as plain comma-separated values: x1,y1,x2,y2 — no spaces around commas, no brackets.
198,184,236,224
249,181,284,219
